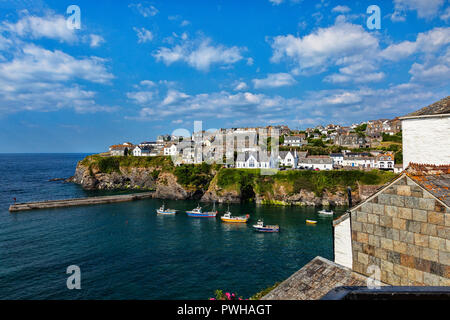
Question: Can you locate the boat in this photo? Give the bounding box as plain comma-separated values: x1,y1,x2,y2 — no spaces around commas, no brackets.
186,204,217,218
156,203,177,215
221,211,250,223
306,220,317,225
318,209,334,216
252,219,279,232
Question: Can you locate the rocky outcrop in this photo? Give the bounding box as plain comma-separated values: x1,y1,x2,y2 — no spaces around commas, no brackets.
68,164,157,191
69,160,384,207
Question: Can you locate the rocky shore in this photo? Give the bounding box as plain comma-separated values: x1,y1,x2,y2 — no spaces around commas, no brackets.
68,155,393,207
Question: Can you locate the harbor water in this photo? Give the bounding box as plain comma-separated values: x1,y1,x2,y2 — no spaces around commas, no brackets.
0,154,346,299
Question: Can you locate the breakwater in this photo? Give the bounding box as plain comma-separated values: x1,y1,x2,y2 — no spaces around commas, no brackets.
9,192,154,212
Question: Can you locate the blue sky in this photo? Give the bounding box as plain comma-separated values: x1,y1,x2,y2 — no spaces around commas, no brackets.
0,0,448,152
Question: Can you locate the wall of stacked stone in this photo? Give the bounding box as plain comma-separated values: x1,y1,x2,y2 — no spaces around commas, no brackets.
351,176,450,286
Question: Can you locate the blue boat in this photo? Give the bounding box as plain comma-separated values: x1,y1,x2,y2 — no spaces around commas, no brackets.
252,219,280,233
156,203,177,215
186,205,217,218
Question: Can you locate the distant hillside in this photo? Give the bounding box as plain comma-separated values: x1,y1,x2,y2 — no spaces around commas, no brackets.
406,96,450,116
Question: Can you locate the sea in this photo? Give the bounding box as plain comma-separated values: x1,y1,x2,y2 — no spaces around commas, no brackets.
0,154,346,300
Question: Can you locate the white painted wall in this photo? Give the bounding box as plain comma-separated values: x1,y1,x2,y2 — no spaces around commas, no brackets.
334,217,353,269
402,116,450,169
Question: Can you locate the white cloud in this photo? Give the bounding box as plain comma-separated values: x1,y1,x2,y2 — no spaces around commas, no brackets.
269,0,284,5
129,3,158,17
332,5,351,13
252,73,297,89
392,0,445,20
234,81,248,91
2,13,77,43
133,27,153,43
0,43,114,114
2,13,105,48
409,47,450,83
153,37,245,71
270,21,379,72
380,27,450,61
88,34,105,48
441,7,450,21
0,44,113,83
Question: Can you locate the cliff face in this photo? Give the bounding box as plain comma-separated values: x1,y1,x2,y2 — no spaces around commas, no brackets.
69,156,395,206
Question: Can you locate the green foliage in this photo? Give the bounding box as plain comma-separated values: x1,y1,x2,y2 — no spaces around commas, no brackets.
250,282,280,300
82,155,174,173
382,131,402,143
355,123,367,133
173,163,214,190
395,151,403,164
216,168,397,199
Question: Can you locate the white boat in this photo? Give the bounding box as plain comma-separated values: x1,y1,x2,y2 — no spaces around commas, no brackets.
156,203,177,215
253,219,279,232
318,209,334,215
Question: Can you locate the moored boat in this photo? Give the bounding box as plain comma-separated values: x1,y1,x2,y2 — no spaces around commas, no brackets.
186,205,217,218
318,209,334,216
252,219,279,232
156,203,177,215
306,219,317,225
221,211,250,223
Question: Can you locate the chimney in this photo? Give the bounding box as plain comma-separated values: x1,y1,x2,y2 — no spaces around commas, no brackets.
347,187,352,208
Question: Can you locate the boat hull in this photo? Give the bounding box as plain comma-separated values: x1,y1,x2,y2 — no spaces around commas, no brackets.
221,217,248,223
186,212,217,218
253,226,279,232
157,210,177,215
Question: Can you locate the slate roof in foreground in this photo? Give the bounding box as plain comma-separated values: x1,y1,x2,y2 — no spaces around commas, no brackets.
406,163,450,208
261,256,379,300
404,96,450,117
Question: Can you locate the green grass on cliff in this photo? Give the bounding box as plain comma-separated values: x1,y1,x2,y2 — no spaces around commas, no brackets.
216,169,397,197
81,155,397,197
81,155,174,174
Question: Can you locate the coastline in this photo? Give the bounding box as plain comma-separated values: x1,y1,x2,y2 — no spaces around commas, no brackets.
67,154,397,208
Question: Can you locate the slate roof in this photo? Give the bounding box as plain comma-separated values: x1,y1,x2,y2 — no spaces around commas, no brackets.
405,96,450,117
299,156,333,164
236,151,270,162
261,256,379,300
406,163,450,208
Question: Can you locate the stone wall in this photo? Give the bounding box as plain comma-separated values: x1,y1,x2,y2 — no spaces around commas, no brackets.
350,176,450,286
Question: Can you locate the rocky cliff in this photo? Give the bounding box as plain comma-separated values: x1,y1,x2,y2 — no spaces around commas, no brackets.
69,155,397,207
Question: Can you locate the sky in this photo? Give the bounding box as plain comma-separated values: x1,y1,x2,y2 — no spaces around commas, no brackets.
0,0,448,153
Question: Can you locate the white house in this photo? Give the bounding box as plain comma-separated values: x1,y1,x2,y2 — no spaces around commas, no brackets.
278,151,298,168
376,153,395,170
342,156,377,169
236,151,271,169
330,153,344,167
163,143,178,156
400,96,450,169
298,156,333,170
133,146,153,157
283,135,306,147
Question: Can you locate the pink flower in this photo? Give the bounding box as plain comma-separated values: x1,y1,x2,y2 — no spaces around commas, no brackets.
209,298,216,300
225,292,231,300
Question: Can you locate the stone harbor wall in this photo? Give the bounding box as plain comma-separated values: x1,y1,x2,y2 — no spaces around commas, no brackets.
350,176,450,286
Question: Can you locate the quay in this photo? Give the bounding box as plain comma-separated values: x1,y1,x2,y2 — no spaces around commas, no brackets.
9,192,155,212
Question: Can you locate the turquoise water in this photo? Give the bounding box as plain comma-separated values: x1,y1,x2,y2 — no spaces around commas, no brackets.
0,154,346,299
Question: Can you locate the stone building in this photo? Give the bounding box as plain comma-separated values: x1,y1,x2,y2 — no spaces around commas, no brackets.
335,164,450,286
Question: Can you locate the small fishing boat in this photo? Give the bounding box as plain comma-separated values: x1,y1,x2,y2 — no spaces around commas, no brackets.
318,209,334,216
156,203,177,215
221,211,250,223
306,219,317,225
252,219,279,233
186,204,217,218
